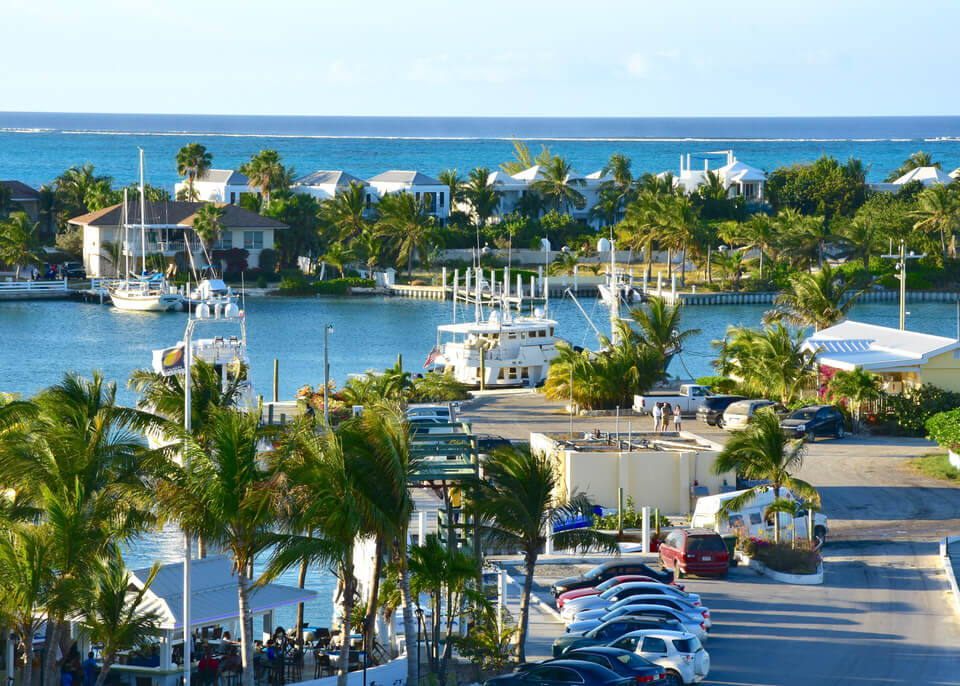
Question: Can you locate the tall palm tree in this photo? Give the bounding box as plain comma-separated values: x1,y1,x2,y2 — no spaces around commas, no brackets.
713,324,817,404
78,553,162,686
466,446,617,662
322,180,372,242
531,156,585,214
322,242,353,277
376,192,439,277
620,191,664,279
711,409,819,543
0,212,41,279
152,409,278,686
464,167,501,231
241,150,287,208
0,523,53,686
835,214,881,275
500,139,553,175
912,183,959,262
665,195,701,285
54,164,110,220
437,169,466,212
827,368,883,432
710,249,745,291
190,202,227,257
885,151,939,182
627,296,701,358
603,153,633,195
735,214,776,281
765,262,869,331
175,143,213,201
515,192,548,220
356,228,383,273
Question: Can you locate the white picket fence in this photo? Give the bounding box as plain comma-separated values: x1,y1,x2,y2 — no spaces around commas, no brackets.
0,278,69,293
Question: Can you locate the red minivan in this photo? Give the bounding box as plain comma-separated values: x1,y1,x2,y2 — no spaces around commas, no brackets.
658,528,729,578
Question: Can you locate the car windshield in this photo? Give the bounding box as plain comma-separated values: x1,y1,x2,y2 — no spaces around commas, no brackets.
614,653,655,668
790,409,818,420
672,637,702,654
686,536,726,552
596,578,621,591
584,564,607,580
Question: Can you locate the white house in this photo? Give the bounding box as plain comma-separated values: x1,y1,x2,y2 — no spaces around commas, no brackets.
660,150,766,203
802,320,960,394
869,166,956,193
950,167,959,180
69,201,287,277
174,169,254,204
366,170,450,225
291,169,365,201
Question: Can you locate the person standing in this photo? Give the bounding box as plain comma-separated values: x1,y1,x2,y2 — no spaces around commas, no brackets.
673,404,683,432
652,401,662,433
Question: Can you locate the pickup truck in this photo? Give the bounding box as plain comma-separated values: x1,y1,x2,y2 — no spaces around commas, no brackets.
633,384,714,416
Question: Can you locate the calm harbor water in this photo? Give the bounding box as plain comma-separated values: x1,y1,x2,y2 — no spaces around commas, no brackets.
1,293,956,626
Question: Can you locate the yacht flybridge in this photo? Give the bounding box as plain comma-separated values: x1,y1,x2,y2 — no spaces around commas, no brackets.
433,308,560,389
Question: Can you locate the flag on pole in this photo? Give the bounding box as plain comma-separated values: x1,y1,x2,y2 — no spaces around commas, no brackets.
423,346,440,369
152,345,185,376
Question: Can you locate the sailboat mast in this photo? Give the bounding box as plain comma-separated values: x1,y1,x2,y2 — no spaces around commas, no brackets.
610,231,620,342
138,147,147,274
122,188,129,277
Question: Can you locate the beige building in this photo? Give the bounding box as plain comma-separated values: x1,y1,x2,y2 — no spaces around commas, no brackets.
530,431,735,515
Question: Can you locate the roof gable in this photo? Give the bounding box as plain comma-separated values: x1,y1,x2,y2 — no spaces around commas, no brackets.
1,180,40,200
893,166,954,186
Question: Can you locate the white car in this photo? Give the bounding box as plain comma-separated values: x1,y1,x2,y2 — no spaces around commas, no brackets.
567,603,709,642
561,582,701,622
721,399,781,431
569,595,711,630
607,630,710,686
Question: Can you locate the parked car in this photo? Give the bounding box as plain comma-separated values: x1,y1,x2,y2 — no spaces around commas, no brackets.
60,262,86,279
572,594,711,630
484,659,634,686
691,487,829,543
695,395,745,428
720,399,784,431
608,631,710,686
557,574,684,609
633,384,713,416
559,647,666,683
566,604,709,642
561,583,700,622
658,529,729,578
780,404,845,441
551,561,673,597
552,617,684,657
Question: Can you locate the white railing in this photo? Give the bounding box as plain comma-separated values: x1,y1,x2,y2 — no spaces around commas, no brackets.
0,278,69,293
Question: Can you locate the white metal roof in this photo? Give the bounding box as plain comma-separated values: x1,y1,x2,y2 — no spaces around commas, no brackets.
130,556,317,631
718,159,766,184
950,167,960,180
892,166,955,186
802,320,960,372
294,170,363,187
196,170,250,186
511,165,546,182
367,170,441,185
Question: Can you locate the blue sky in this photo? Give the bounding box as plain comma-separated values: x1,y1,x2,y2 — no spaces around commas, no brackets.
2,0,958,117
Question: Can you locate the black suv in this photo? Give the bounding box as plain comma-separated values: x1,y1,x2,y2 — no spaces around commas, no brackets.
60,262,86,279
780,405,845,441
695,395,745,427
551,561,673,597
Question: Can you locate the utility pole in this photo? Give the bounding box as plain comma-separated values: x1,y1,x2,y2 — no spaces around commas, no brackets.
881,240,924,330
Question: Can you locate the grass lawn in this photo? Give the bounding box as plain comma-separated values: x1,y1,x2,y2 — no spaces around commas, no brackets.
910,453,960,483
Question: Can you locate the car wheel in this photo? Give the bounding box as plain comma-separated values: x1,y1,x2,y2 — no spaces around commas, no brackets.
806,429,815,443
716,417,724,429
835,423,844,439
664,670,682,686
815,526,827,545
674,560,684,580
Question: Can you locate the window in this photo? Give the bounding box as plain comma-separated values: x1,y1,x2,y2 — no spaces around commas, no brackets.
569,654,604,668
728,514,744,529
243,231,264,250
672,637,701,654
640,637,667,654
612,636,638,651
439,191,445,207
214,232,233,250
521,367,530,379
749,512,762,526
686,536,726,552
508,368,518,380
229,192,236,204
595,622,626,639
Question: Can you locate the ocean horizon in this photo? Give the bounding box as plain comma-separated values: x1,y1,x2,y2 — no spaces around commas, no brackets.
2,112,960,189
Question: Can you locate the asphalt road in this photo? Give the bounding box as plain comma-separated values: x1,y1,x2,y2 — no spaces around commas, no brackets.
465,392,960,685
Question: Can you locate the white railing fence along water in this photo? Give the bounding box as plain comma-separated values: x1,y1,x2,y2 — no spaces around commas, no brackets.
0,278,68,292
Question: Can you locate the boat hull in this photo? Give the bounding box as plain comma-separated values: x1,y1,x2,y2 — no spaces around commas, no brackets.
110,291,182,311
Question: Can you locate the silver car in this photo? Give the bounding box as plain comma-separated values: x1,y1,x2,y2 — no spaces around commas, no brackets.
567,604,708,642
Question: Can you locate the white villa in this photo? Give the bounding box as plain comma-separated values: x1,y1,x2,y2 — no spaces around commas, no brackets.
174,169,255,204
367,170,450,225
69,201,287,277
659,150,767,203
870,166,957,193
291,170,365,200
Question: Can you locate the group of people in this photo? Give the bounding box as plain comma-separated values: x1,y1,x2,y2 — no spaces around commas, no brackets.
650,401,683,432
197,645,242,685
58,644,97,686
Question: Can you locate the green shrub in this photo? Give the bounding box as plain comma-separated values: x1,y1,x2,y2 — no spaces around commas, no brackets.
592,496,670,530
885,384,960,435
410,372,470,402
740,538,819,575
312,277,375,295
696,376,739,394
258,248,279,274
926,408,960,452
256,274,268,288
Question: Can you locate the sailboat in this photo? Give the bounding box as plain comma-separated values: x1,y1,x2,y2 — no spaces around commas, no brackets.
108,148,183,312
596,235,645,308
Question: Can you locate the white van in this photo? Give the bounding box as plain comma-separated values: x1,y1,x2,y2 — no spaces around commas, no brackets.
691,487,828,543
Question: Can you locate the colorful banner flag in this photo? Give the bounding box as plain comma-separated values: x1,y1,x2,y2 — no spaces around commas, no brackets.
423,346,440,369
152,345,185,376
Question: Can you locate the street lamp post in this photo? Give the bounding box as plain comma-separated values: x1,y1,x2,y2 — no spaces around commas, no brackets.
323,323,334,424
415,608,423,686
882,240,925,330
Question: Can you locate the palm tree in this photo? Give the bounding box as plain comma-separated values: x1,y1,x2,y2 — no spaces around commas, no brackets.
322,180,371,242
466,446,617,662
735,214,776,281
828,368,883,432
355,228,383,273
711,409,819,543
912,183,959,262
765,262,869,331
241,150,287,208
515,191,548,220
0,523,53,686
603,153,633,195
322,242,353,277
0,212,41,279
78,553,162,686
531,156,585,214
710,249,745,291
665,195,701,285
464,167,501,231
152,409,278,686
190,202,227,256
0,184,16,218
500,139,553,175
54,164,110,220
835,214,881,276
376,192,439,277
627,296,701,358
590,186,621,230
885,151,939,182
176,143,213,201
437,169,466,211
713,324,817,404
620,191,665,279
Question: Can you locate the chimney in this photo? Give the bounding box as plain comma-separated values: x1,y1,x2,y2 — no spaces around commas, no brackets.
679,154,684,173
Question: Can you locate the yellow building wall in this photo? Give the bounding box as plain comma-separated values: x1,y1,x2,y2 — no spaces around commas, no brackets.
920,350,960,393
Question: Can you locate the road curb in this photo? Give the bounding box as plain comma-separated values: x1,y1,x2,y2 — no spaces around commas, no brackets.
939,536,960,616
501,570,565,623
736,551,824,585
